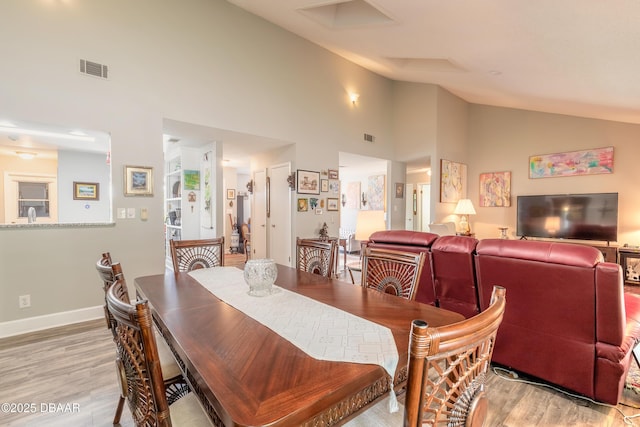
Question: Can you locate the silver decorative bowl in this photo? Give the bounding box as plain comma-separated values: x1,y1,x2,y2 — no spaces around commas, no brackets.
244,259,278,296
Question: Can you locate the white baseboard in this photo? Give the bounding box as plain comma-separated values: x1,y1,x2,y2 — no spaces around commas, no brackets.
0,306,103,339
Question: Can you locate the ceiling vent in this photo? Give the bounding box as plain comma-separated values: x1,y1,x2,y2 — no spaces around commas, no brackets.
299,0,394,29
80,59,108,79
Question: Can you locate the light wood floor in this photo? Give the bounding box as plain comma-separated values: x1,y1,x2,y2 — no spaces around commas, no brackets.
3,251,640,427
2,319,640,426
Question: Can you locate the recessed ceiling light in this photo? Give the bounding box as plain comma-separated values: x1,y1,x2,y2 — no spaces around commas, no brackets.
16,151,37,160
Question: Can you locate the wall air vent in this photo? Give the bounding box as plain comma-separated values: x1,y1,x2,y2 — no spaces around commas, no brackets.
80,59,108,79
364,133,375,143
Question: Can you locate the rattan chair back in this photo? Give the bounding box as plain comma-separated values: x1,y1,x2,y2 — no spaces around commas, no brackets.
404,286,507,427
95,253,115,330
296,238,336,277
170,238,225,272
241,223,251,261
361,247,425,300
106,281,172,427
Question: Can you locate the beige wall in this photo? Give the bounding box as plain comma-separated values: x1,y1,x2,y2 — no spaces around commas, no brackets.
431,87,470,228
2,0,639,329
467,104,640,243
0,0,395,324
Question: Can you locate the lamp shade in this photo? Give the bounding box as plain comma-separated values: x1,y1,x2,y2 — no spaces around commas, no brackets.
454,199,476,215
355,210,385,241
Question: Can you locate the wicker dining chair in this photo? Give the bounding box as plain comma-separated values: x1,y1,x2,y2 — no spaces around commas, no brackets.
96,252,116,332
404,285,507,426
106,281,213,427
170,238,225,272
360,247,425,300
241,223,251,261
345,286,506,427
95,255,189,424
295,238,337,278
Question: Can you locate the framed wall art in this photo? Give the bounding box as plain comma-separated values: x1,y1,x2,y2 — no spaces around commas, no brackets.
440,159,467,203
73,182,99,200
529,146,614,178
297,198,309,212
395,183,404,199
227,189,236,199
297,170,320,195
183,170,200,190
620,250,640,285
479,171,511,207
328,169,339,180
345,182,360,209
327,198,339,211
367,175,385,210
124,165,153,196
321,179,329,192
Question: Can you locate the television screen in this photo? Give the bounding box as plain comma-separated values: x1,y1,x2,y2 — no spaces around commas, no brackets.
516,193,618,242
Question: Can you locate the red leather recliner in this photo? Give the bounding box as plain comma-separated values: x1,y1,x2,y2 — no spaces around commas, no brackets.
431,235,480,318
475,238,640,405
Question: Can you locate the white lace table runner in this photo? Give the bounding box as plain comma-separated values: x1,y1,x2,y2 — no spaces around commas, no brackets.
188,266,399,412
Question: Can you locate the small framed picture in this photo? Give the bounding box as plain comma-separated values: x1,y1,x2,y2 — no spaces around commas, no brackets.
620,250,640,285
329,180,340,194
73,182,99,200
297,198,309,212
227,189,236,199
321,179,329,192
124,165,153,197
183,170,200,190
395,183,404,199
328,169,339,180
297,170,320,195
327,198,339,211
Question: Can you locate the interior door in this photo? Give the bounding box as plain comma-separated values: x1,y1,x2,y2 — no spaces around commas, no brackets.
268,163,292,266
405,183,414,230
252,169,267,259
419,184,431,232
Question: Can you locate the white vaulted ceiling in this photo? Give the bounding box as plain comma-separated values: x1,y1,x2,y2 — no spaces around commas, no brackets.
227,0,640,125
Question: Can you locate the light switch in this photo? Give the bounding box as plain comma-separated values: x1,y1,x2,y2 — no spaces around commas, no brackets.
140,208,148,221
127,208,136,219
117,208,126,219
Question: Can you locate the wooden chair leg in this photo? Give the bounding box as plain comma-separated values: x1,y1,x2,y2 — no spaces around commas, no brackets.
348,268,356,284
113,396,125,424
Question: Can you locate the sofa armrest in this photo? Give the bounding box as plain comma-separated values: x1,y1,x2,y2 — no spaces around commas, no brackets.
595,262,626,346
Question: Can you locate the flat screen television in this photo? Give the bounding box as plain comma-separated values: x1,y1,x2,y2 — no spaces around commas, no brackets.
516,192,618,242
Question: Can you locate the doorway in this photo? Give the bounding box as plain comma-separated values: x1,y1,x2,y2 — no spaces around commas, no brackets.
163,119,294,263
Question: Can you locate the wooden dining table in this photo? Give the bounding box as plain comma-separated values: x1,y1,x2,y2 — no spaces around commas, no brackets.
134,264,464,427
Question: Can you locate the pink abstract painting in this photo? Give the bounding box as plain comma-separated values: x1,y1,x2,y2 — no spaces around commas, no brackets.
479,171,511,207
529,146,614,178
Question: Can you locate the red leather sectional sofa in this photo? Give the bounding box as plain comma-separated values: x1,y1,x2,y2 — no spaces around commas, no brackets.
365,230,640,405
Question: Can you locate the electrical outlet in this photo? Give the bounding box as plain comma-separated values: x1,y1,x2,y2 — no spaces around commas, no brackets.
19,294,31,308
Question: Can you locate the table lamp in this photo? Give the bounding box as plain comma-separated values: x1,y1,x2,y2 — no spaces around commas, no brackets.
355,210,386,242
454,199,476,236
